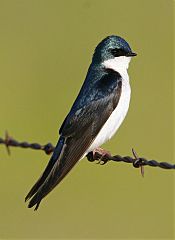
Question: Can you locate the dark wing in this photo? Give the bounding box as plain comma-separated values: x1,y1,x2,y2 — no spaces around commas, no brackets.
25,70,122,210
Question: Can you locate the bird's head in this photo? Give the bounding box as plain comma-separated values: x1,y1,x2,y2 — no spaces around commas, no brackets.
92,35,137,67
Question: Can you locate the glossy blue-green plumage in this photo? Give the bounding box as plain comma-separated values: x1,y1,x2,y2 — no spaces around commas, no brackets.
63,35,133,124
26,35,134,210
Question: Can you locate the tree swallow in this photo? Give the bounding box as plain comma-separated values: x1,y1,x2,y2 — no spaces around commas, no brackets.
25,35,137,210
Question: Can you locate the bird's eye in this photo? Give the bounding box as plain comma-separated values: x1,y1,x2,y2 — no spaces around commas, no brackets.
110,48,125,57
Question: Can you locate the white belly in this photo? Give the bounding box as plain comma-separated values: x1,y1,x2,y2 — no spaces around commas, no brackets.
82,56,132,158
85,77,131,156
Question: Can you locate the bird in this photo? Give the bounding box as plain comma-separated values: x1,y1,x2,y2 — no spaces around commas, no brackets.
25,35,137,210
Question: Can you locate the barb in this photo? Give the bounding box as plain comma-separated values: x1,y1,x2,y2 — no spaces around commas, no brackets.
86,148,175,170
0,132,175,171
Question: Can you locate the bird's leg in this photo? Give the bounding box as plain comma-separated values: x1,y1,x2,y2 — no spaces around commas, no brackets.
86,147,111,165
94,147,112,165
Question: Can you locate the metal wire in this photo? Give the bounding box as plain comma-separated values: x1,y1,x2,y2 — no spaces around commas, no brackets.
0,131,54,155
0,131,175,173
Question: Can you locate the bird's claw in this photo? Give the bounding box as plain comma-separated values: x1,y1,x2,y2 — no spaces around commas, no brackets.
98,158,110,165
87,147,111,165
94,148,111,165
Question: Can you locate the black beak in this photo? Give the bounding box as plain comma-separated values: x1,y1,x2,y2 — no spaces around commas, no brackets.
127,52,137,57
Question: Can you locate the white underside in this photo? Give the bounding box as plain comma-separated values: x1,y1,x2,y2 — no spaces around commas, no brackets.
82,56,131,158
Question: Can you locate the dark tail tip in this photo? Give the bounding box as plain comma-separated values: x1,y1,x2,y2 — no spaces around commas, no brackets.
28,198,41,211
25,196,29,202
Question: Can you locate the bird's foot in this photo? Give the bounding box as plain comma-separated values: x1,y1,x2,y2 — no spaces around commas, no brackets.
86,147,111,165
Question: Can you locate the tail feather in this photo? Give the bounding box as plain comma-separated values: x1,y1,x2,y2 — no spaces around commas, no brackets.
25,129,91,210
25,137,65,204
27,166,65,210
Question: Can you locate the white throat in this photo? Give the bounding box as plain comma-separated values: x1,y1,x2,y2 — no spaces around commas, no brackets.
103,56,131,79
81,56,132,158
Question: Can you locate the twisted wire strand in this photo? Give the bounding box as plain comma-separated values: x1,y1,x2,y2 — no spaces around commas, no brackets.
0,131,54,155
0,131,174,171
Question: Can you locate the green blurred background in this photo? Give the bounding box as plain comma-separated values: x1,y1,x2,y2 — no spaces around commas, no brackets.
0,0,173,239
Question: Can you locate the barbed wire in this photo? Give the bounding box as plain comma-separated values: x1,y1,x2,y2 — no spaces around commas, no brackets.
0,131,175,176
0,131,54,155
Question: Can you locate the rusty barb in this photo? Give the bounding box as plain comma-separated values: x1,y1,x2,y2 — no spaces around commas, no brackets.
0,131,175,175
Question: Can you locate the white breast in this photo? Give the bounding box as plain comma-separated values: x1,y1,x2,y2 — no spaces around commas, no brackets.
83,56,131,157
